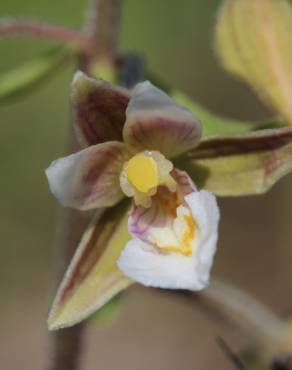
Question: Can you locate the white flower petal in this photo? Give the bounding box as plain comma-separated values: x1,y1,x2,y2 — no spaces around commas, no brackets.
185,190,220,287
117,190,220,291
118,239,202,290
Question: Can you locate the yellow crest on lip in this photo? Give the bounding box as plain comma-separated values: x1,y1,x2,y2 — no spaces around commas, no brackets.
125,154,159,193
157,214,196,256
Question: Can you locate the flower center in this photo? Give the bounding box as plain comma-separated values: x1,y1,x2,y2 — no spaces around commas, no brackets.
124,154,159,193
149,205,196,256
120,150,176,207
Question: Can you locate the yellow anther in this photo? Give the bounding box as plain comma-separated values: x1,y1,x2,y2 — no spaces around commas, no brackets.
125,154,159,193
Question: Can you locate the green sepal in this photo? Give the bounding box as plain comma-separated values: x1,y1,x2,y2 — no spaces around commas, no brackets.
48,199,133,330
176,127,292,196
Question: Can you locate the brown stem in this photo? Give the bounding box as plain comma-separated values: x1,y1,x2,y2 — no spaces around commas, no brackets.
85,0,123,63
0,18,89,50
48,324,84,370
47,1,122,370
47,136,92,370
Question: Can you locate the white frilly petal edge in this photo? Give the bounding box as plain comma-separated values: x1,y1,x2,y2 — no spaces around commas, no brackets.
117,190,220,291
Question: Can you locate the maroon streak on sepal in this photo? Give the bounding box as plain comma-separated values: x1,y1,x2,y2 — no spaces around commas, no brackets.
72,71,130,147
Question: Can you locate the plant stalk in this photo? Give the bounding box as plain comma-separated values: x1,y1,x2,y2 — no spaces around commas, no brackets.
47,133,92,370
0,18,89,49
85,0,122,63
47,1,122,369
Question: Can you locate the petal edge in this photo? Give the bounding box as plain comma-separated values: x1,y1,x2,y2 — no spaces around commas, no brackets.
123,81,202,158
46,141,130,210
48,201,132,330
72,71,130,147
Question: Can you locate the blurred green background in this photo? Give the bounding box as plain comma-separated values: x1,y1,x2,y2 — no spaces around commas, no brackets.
1,1,291,369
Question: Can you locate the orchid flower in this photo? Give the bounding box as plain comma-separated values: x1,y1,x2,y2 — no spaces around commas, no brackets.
47,71,220,292
46,72,292,329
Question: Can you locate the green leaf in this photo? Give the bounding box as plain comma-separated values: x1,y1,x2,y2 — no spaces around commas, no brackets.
172,90,254,136
48,199,133,330
176,127,292,196
0,47,71,103
215,0,292,124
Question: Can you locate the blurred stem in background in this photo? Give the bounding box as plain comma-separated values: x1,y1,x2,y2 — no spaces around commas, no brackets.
0,19,89,49
85,0,122,64
47,1,122,370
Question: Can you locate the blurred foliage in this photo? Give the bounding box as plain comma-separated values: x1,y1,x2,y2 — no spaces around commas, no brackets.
90,295,123,325
173,90,254,136
215,0,292,125
0,46,71,103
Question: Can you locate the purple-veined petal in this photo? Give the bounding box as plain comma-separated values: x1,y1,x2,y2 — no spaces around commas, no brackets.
72,71,130,147
48,201,132,330
123,81,202,158
117,169,220,291
128,169,196,242
117,189,219,291
46,141,131,210
172,168,197,196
